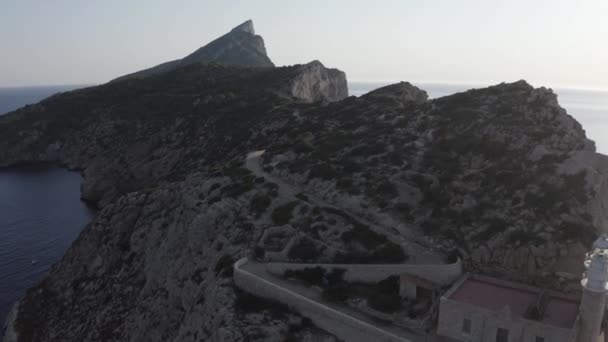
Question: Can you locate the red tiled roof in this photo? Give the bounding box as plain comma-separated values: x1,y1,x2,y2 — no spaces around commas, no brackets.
449,277,579,329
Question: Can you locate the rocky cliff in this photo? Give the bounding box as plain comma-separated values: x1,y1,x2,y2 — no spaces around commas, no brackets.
112,20,275,82
285,60,348,103
1,23,607,342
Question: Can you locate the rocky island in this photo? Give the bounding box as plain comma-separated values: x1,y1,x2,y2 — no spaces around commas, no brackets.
2,20,608,342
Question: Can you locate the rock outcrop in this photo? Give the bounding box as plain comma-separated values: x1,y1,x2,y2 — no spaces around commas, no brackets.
284,61,348,103
112,20,274,82
0,22,606,342
363,81,428,106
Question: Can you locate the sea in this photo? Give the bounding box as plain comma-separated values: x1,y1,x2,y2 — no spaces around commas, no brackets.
0,82,606,324
0,85,93,324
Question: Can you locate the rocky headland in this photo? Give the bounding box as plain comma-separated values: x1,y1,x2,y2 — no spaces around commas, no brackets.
2,20,608,342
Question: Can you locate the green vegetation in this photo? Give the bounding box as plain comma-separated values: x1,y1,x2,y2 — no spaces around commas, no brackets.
254,246,265,259
371,243,408,263
234,289,291,318
308,163,337,180
250,193,272,215
341,225,388,249
220,179,254,198
375,181,398,198
271,201,298,225
214,255,235,277
284,267,346,288
287,238,320,261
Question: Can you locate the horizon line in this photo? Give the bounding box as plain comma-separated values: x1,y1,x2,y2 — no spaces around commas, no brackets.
350,79,608,93
1,80,607,94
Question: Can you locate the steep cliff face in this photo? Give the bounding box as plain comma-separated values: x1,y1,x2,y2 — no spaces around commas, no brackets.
112,20,274,82
285,61,348,103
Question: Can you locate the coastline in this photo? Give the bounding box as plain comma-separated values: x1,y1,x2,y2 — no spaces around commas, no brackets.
2,301,19,342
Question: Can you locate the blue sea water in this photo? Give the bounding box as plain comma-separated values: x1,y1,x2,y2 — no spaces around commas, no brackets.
0,82,606,325
0,85,88,115
0,166,93,325
0,85,92,325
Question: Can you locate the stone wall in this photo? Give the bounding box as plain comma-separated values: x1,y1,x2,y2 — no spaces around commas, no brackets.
234,258,413,342
471,240,588,283
264,259,463,286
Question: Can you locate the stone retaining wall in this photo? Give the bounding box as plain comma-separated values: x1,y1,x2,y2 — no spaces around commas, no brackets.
264,259,463,286
234,258,413,342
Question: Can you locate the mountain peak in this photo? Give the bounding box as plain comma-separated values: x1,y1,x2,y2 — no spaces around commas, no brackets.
111,20,273,82
231,20,255,35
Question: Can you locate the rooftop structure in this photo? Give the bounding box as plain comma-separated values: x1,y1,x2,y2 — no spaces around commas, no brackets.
437,235,608,342
450,275,579,328
437,273,580,341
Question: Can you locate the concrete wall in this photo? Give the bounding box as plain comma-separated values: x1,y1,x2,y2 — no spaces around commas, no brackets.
234,258,413,342
437,297,578,342
264,259,462,286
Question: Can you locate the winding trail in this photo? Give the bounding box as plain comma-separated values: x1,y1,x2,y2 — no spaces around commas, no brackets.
245,150,442,264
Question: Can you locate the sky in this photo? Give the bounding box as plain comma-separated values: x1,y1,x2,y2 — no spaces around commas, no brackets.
1,0,607,89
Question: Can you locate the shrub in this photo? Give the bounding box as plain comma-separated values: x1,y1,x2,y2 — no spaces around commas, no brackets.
284,317,314,342
308,163,337,180
287,238,320,261
376,181,398,198
214,255,235,277
235,289,290,317
376,276,400,295
342,159,362,173
221,182,253,198
507,230,542,245
323,284,350,302
371,243,408,263
341,226,388,249
284,267,325,286
337,178,353,189
250,193,271,215
327,268,346,285
333,251,372,264
294,142,314,154
271,201,298,225
368,292,402,313
254,246,266,259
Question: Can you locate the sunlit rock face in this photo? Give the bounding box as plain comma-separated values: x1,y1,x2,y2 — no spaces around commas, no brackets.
1,21,606,342
286,60,348,103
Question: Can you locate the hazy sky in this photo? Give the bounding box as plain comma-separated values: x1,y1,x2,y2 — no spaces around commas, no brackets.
1,0,607,89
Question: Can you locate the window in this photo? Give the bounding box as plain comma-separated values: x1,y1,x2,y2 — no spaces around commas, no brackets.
496,328,509,342
461,319,472,334
535,337,545,342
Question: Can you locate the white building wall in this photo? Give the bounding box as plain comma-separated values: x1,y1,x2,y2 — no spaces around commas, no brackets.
437,297,577,342
577,288,605,342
